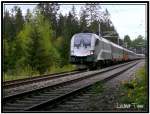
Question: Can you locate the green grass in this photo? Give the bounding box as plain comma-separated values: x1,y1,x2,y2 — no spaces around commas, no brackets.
3,64,76,81
120,65,147,110
48,64,76,74
90,81,104,94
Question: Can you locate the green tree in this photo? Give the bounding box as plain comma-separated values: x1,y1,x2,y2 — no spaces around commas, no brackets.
3,39,9,72
3,39,16,73
3,10,16,41
124,35,132,48
25,9,32,22
11,6,24,36
15,7,24,33
132,35,145,47
79,6,89,32
85,3,101,23
37,3,60,37
132,35,145,54
59,6,80,65
89,20,99,33
28,14,60,73
3,7,25,73
57,13,65,37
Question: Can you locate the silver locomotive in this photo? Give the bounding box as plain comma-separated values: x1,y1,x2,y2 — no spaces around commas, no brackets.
70,33,144,69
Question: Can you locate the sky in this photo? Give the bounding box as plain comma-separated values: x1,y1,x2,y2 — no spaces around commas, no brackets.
3,3,146,40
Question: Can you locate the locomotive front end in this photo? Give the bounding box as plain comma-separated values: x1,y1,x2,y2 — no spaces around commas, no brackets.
70,33,95,64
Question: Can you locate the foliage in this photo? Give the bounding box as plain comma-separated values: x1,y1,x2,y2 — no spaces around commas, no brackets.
120,66,147,110
132,35,145,48
124,35,132,48
85,3,102,23
79,6,89,32
3,64,76,81
123,35,146,54
90,82,104,94
37,3,60,38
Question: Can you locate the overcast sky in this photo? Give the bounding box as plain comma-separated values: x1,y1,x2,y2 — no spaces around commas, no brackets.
4,3,146,40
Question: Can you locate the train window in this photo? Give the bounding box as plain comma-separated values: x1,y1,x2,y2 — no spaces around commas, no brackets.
74,34,91,48
74,37,81,47
83,38,91,47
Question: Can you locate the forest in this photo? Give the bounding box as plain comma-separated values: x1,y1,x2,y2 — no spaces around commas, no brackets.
3,3,146,80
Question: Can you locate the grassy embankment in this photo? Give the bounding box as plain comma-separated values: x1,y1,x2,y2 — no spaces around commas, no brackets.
3,64,76,81
84,64,147,111
120,65,147,110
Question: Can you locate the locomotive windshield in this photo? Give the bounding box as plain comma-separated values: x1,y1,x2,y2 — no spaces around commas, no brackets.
74,34,91,48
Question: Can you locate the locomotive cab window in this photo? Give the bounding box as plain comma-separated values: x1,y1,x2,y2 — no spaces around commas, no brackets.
74,34,91,48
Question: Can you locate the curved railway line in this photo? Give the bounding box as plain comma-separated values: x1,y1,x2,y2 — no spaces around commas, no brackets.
3,60,142,112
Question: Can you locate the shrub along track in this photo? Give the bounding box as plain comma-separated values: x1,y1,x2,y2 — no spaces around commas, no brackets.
3,60,140,112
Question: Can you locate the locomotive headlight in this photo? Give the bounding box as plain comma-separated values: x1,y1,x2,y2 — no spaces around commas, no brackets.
90,50,94,55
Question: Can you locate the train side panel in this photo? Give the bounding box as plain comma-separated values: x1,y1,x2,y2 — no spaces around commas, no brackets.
110,42,123,62
96,37,112,61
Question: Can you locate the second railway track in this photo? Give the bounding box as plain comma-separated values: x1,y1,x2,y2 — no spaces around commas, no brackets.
3,70,85,89
3,60,140,112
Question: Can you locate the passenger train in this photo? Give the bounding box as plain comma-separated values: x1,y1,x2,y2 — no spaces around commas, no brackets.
70,33,145,69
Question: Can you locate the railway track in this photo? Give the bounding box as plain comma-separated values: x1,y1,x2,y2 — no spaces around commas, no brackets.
3,70,84,89
3,60,140,112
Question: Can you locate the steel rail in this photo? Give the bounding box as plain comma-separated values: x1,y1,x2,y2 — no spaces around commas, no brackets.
3,70,84,89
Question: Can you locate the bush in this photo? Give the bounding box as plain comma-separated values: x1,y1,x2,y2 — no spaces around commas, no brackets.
120,65,147,110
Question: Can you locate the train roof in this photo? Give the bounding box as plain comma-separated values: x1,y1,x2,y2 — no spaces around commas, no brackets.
100,35,136,55
109,41,124,50
73,33,94,37
123,48,136,54
136,54,145,56
101,37,110,44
